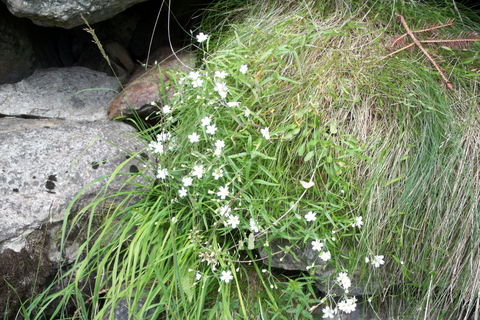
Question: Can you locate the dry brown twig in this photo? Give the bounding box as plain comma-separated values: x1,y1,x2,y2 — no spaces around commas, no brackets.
378,13,480,90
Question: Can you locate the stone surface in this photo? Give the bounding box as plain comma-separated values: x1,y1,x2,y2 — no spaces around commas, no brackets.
3,0,149,29
0,4,36,84
0,118,150,254
260,238,377,296
0,67,121,121
108,47,195,120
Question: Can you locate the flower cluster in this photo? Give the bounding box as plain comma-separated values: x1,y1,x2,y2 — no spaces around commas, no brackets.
365,255,385,268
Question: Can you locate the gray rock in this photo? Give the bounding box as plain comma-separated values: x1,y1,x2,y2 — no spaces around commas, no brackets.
3,0,149,29
0,118,150,256
0,67,121,121
260,238,378,296
0,4,36,84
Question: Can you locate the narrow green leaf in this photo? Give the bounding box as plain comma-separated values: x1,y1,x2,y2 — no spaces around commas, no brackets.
304,151,314,161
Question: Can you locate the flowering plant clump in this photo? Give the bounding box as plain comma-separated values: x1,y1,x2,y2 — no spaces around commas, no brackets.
138,29,375,318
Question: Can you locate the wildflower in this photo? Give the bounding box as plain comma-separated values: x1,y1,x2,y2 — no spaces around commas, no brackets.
226,101,240,108
336,272,351,290
196,272,202,281
220,270,233,283
157,168,168,180
305,211,317,222
244,108,251,117
227,216,240,229
201,116,211,127
312,239,324,251
214,82,228,98
171,216,177,223
179,187,187,197
352,216,363,228
188,132,200,143
306,262,315,271
188,71,200,80
250,218,260,233
219,205,231,216
240,64,248,74
192,165,204,179
182,176,193,187
157,131,172,141
319,251,331,262
365,257,370,263
217,185,229,199
260,127,270,140
192,78,204,88
213,148,222,156
148,141,164,154
214,139,225,149
215,70,228,78
206,124,217,135
212,168,223,180
196,32,209,43
162,105,171,114
338,297,356,313
322,306,335,318
262,269,267,273
372,255,385,268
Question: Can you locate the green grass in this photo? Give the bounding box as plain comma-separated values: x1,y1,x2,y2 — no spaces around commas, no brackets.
15,0,480,319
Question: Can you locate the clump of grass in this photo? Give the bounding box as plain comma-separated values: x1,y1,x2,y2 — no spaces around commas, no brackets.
17,0,480,319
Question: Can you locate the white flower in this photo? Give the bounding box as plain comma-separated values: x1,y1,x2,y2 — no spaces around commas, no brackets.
214,139,225,149
214,82,228,98
372,255,385,268
215,70,228,78
312,239,324,251
201,116,211,127
260,127,270,140
319,251,331,261
196,272,202,281
157,168,168,180
306,262,315,271
148,141,164,154
192,165,204,179
212,168,223,180
188,132,200,143
226,102,240,108
336,272,351,290
244,108,251,117
157,131,172,141
196,32,209,43
227,215,240,228
162,105,171,114
182,176,193,187
220,270,233,283
250,218,260,233
322,306,335,318
338,297,356,313
206,124,217,135
240,64,248,74
192,78,204,88
352,216,363,228
217,185,229,199
213,148,222,156
365,257,370,263
219,205,231,216
178,187,187,197
188,71,200,80
305,211,317,222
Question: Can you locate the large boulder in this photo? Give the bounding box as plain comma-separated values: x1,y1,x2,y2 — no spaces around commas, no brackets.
0,67,120,121
3,0,149,29
0,118,150,254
